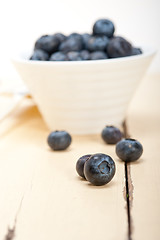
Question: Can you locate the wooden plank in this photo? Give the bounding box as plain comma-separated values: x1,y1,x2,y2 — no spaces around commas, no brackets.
0,98,127,240
127,74,160,240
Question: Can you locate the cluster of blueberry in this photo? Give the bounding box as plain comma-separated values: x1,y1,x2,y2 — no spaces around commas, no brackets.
47,126,143,186
30,19,142,61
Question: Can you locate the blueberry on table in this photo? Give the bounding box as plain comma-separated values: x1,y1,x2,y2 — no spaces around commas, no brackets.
131,47,142,56
85,35,109,52
84,153,116,186
67,51,82,61
76,154,92,179
101,126,122,144
93,19,115,38
107,36,132,58
47,131,72,151
90,51,108,60
30,49,49,61
49,52,68,61
116,138,143,162
35,35,60,54
80,50,90,60
59,37,83,53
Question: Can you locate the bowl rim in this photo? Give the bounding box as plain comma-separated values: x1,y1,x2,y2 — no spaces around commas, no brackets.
11,45,157,65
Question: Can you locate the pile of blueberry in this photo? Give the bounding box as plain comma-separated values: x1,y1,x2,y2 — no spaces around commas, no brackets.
47,126,143,186
30,19,142,61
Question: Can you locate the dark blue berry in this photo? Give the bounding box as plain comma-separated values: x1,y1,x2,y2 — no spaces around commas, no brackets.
59,37,83,53
80,50,90,60
86,36,109,52
82,33,91,49
102,126,122,144
30,49,49,61
131,47,142,56
67,51,82,61
50,52,68,61
47,131,72,151
90,51,108,60
84,153,116,186
107,36,132,58
54,33,67,43
116,138,143,162
68,33,83,41
35,35,60,54
76,154,92,179
93,19,115,38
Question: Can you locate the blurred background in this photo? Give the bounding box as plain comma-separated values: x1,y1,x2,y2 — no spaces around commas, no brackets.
0,0,159,84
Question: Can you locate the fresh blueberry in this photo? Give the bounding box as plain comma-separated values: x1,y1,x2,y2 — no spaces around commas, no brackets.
107,36,132,58
80,50,90,60
82,33,91,49
131,47,142,56
35,35,60,54
54,33,67,43
76,154,92,179
30,49,49,61
116,138,143,162
67,51,82,61
68,33,83,41
59,37,83,53
84,153,116,186
86,35,109,52
93,19,115,38
50,51,68,61
47,130,72,151
102,126,122,144
90,51,108,60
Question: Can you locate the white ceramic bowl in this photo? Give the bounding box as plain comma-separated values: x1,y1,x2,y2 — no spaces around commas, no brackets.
12,47,156,134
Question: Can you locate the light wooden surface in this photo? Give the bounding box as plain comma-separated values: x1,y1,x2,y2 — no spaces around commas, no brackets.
128,74,160,240
0,74,160,240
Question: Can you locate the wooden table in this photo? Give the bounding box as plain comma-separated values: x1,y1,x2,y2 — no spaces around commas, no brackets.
0,74,160,240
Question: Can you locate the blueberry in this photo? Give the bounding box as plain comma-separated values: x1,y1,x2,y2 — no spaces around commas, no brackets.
102,126,122,144
80,50,90,60
50,52,68,61
116,138,143,162
47,130,72,151
30,49,49,61
35,35,60,54
54,33,67,43
84,153,116,186
67,51,82,61
93,19,115,38
131,47,142,56
90,51,108,60
107,36,132,58
82,33,91,49
76,154,92,179
68,33,83,41
59,37,83,53
86,35,109,52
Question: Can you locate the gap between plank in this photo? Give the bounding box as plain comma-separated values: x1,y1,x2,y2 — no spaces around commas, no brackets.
122,120,133,240
3,195,24,240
